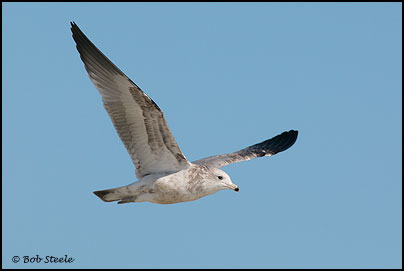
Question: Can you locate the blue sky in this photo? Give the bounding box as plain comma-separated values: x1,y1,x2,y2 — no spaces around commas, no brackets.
2,2,402,269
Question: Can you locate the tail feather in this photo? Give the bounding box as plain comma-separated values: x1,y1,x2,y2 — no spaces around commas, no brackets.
93,187,130,203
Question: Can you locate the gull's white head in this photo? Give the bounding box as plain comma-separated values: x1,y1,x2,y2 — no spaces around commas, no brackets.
209,168,239,192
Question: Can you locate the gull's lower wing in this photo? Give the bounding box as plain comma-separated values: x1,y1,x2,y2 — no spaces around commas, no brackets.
193,130,298,168
71,22,190,178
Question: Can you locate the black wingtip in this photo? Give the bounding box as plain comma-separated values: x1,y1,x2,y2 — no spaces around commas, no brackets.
288,130,299,143
254,129,298,156
276,129,298,153
70,21,79,36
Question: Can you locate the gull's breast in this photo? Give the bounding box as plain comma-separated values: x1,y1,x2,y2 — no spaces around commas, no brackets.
144,168,204,204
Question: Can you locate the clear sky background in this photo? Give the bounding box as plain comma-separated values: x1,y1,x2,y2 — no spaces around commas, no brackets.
2,2,402,269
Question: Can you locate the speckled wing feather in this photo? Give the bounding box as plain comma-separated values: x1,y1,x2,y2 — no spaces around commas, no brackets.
193,130,298,168
71,22,190,178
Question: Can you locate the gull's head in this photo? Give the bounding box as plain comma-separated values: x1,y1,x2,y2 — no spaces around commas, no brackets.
211,168,239,192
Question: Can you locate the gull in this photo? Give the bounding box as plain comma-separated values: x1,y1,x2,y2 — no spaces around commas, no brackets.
71,22,298,204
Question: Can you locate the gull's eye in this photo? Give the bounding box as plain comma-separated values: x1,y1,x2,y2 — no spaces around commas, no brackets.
218,176,223,180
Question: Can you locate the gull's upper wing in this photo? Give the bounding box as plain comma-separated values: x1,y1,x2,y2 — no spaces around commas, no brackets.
71,22,190,178
193,130,298,168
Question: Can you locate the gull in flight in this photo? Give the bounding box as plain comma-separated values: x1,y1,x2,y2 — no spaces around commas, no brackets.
71,22,298,204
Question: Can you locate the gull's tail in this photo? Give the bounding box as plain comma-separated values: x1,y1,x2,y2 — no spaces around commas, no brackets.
93,186,134,204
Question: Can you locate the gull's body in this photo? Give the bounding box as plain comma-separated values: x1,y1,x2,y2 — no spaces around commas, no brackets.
71,22,298,204
96,165,233,204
